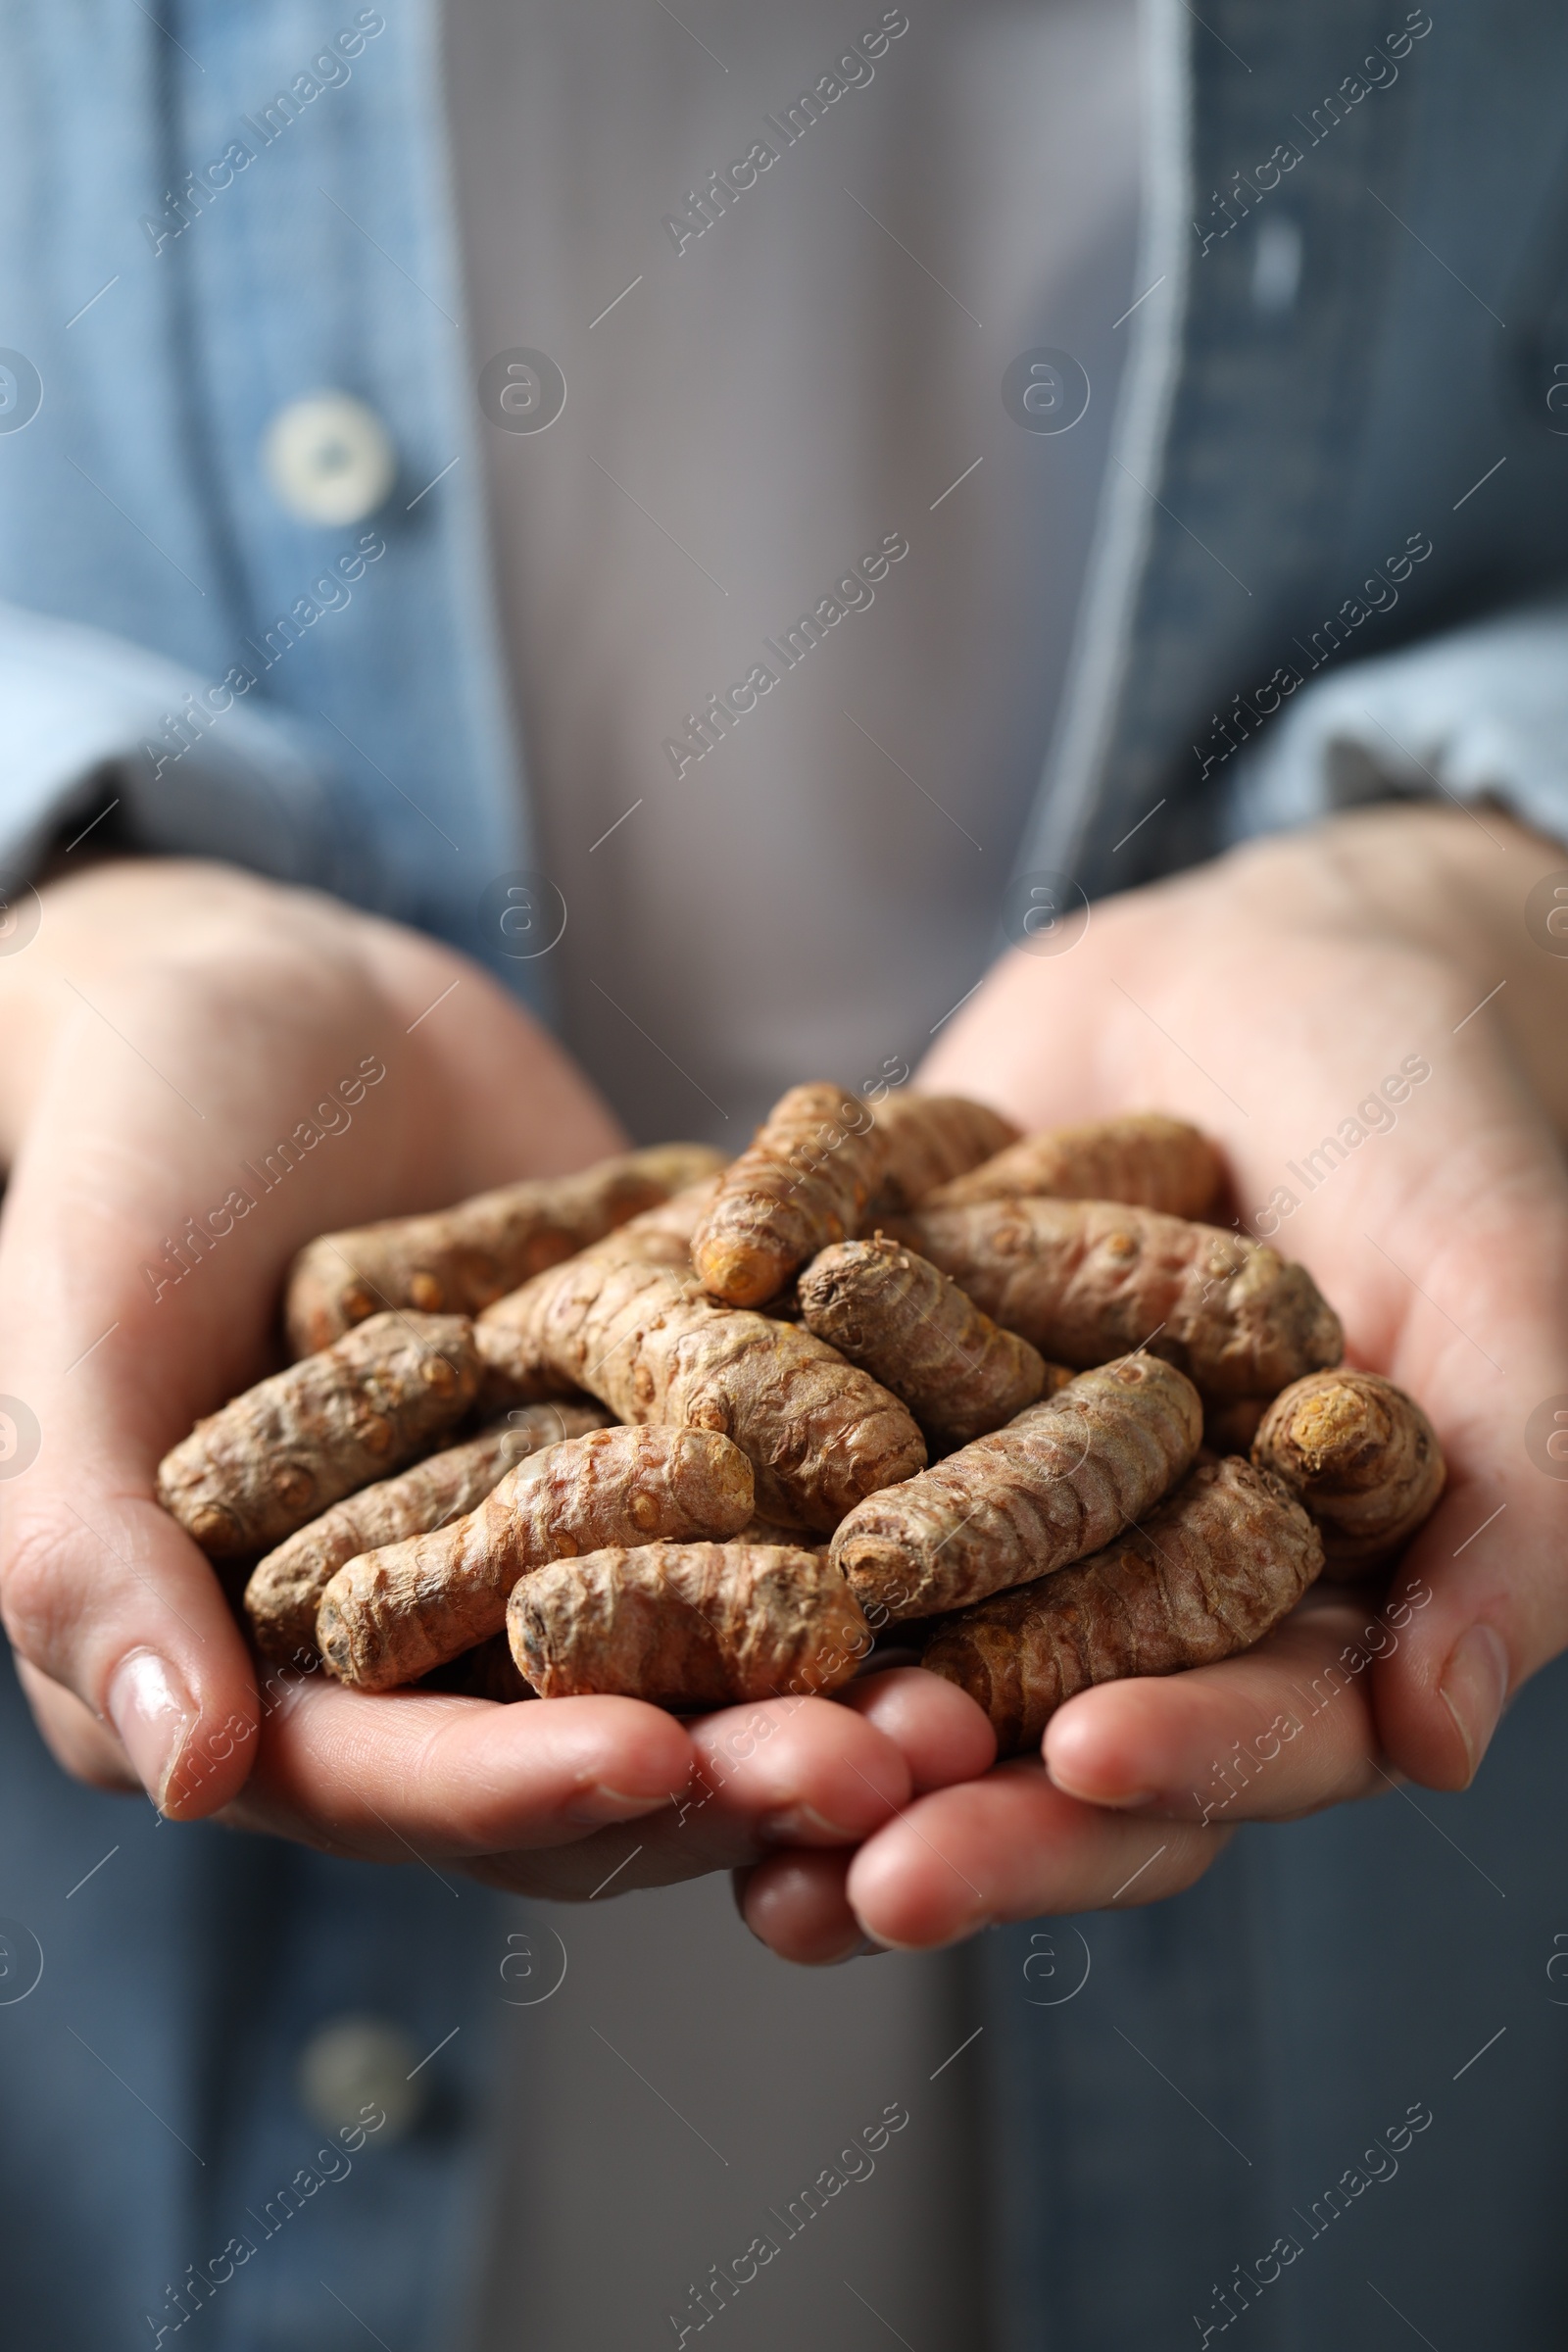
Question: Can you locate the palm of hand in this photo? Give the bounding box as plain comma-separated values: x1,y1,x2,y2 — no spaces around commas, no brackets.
743,826,1568,1958
0,866,983,1894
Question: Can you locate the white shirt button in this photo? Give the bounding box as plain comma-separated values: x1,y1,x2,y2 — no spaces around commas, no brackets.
295,2013,425,2144
262,391,396,525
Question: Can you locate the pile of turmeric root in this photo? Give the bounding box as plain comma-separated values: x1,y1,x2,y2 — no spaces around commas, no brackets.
156,1088,1446,1756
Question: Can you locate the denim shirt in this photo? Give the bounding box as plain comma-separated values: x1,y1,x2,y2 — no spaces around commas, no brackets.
3,4,1567,941
3,6,1568,2348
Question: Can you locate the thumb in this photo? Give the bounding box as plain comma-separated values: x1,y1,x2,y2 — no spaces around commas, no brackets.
0,1126,275,1823
1,1438,261,1820
1370,1157,1568,1792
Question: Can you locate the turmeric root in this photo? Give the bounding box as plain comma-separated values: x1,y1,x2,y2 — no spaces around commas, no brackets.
158,1312,481,1557
797,1236,1050,1446
922,1454,1322,1753
480,1251,925,1531
692,1082,886,1306
473,1180,725,1413
924,1112,1223,1219
1251,1368,1445,1577
285,1143,725,1352
508,1542,871,1707
317,1426,754,1690
830,1353,1202,1620
906,1197,1342,1404
471,1320,588,1412
244,1398,612,1662
869,1092,1021,1213
601,1179,728,1265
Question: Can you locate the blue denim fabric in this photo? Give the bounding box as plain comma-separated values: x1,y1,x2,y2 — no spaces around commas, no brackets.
983,1654,1568,2351
1,5,1566,2348
1224,599,1568,848
0,1655,510,2352
0,0,531,977
1023,0,1568,893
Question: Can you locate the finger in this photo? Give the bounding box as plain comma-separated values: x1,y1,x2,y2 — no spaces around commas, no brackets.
684,1693,912,1846
1041,1592,1385,1824
838,1666,998,1791
735,1852,874,1966
13,1655,143,1795
1332,1113,1568,1793
220,1677,694,1853
0,1472,260,1820
0,956,421,1814
224,1682,915,1873
0,1067,268,1816
1248,1012,1568,1795
461,1692,918,1900
1371,1341,1568,1795
844,1765,1225,1950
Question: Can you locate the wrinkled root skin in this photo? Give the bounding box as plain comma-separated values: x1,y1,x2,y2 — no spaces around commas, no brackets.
922,1453,1322,1753
1252,1367,1445,1577
831,1353,1202,1620
798,1235,1046,1446
509,1542,873,1708
867,1093,1020,1216
158,1311,480,1557
244,1399,612,1660
285,1143,724,1351
482,1248,926,1533
923,1112,1223,1220
906,1196,1343,1405
693,1082,888,1307
317,1426,754,1690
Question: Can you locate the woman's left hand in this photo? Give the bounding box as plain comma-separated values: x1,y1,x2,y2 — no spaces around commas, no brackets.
738,803,1568,1959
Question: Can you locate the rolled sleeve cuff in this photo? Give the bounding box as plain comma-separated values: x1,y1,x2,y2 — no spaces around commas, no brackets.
0,601,372,892
1221,602,1568,858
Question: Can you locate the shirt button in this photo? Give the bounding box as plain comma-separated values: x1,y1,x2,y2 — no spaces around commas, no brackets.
262,391,396,525
296,2013,425,2145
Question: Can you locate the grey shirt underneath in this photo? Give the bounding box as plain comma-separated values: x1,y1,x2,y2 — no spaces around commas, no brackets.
445,0,1141,1142
443,3,1139,2344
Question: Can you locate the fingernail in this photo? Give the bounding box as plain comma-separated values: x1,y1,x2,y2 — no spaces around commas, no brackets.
1046,1762,1156,1809
818,1934,891,1966
758,1804,855,1844
107,1651,194,1812
1439,1623,1510,1782
870,1918,993,1953
563,1784,672,1827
